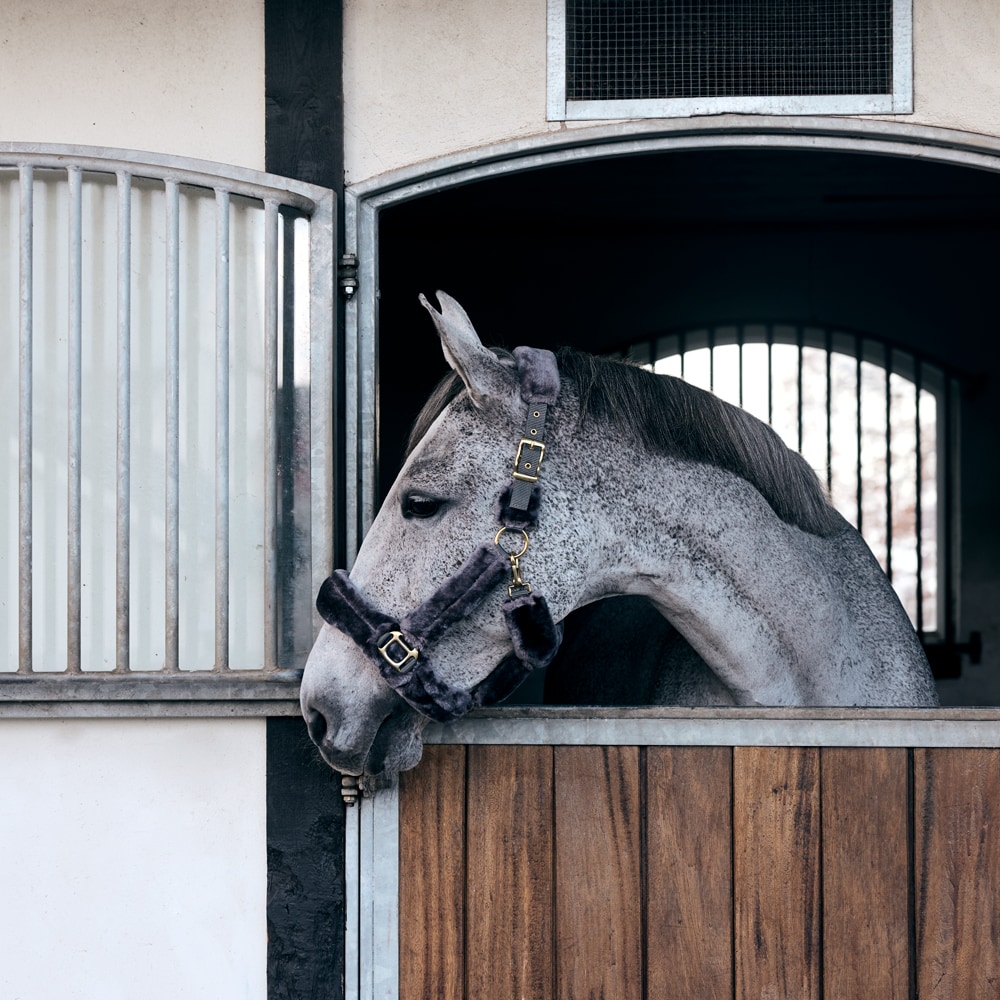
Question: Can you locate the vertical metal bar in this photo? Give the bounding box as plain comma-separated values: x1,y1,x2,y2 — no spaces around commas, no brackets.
115,170,132,672
855,335,863,534
885,347,893,583
914,360,924,637
164,180,180,672
264,199,280,671
215,189,231,671
708,326,715,392
825,329,833,495
766,326,773,426
17,164,33,673
67,167,83,672
678,329,686,381
737,326,744,408
796,326,804,453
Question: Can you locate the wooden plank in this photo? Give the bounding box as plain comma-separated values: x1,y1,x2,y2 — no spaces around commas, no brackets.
821,747,911,999
734,746,820,1000
914,748,1000,999
554,746,643,1000
466,744,555,1000
646,746,734,999
398,745,466,1000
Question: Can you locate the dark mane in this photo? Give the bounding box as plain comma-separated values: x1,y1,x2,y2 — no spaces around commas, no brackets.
406,347,841,537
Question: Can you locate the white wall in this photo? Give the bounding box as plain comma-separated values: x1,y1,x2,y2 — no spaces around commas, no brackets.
343,0,1000,184
0,0,265,169
0,719,267,1000
1,6,269,997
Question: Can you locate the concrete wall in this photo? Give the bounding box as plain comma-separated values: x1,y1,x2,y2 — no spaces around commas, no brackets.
0,4,268,998
343,0,1000,184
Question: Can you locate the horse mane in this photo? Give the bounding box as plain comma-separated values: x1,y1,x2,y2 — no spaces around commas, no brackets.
406,347,841,537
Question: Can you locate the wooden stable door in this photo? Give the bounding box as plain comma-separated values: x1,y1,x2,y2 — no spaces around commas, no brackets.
398,744,1000,1000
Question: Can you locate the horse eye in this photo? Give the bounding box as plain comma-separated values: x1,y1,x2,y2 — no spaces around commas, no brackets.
402,494,444,519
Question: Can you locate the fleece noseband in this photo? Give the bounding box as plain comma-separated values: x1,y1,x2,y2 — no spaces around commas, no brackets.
315,347,563,724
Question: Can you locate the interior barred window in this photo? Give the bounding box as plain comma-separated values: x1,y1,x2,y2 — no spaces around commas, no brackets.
565,0,894,101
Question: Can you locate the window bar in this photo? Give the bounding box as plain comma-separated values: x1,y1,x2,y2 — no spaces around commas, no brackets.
824,328,833,495
678,329,686,380
215,189,231,671
115,171,132,672
766,325,773,426
855,334,863,534
914,359,924,637
264,199,280,672
708,326,715,392
17,164,33,673
796,326,804,454
884,346,893,583
67,167,83,672
737,325,744,409
164,180,180,672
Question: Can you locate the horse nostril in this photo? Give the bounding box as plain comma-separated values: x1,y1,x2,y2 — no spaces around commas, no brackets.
305,705,328,747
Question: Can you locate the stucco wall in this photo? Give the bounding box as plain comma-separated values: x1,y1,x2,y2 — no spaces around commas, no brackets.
343,0,1000,184
0,0,265,169
0,719,267,1000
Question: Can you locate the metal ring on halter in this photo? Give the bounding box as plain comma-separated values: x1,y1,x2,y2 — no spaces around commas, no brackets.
494,526,529,559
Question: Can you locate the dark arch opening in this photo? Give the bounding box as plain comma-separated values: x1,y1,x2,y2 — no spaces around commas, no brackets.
375,145,1000,704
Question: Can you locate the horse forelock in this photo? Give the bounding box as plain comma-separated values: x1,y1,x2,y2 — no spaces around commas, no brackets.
405,346,840,537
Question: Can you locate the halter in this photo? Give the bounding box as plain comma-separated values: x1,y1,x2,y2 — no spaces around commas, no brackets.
315,347,564,723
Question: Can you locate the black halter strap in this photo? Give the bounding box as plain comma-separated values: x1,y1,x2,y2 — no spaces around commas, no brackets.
314,348,563,723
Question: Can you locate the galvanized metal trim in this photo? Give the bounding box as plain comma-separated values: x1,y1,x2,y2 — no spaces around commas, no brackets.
215,189,232,671
165,179,181,673
424,709,1000,748
67,166,83,674
0,142,327,211
18,164,33,673
356,779,400,1000
546,0,912,121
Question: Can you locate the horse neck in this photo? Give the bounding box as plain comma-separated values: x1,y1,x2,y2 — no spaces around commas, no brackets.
591,453,847,706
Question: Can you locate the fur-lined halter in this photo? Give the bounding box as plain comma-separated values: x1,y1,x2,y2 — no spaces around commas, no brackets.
315,347,563,723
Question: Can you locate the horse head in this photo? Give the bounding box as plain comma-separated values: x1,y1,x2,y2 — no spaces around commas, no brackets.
300,292,600,777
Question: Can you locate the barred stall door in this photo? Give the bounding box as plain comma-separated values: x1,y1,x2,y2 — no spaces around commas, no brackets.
397,741,1000,1000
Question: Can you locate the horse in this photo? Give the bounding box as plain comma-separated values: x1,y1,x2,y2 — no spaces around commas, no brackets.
300,292,938,778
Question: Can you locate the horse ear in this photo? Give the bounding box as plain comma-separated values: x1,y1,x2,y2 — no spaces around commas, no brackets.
419,291,507,406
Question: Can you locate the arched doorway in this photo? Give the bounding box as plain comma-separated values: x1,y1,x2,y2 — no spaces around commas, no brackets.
346,120,1000,705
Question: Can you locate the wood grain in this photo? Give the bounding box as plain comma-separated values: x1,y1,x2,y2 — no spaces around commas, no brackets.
554,746,643,1000
734,746,820,1000
398,744,467,1000
914,748,1000,1000
465,744,555,1000
821,747,911,999
646,746,734,999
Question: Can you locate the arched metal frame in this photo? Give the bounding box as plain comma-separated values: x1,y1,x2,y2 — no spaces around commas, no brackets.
342,117,1000,1000
343,116,1000,557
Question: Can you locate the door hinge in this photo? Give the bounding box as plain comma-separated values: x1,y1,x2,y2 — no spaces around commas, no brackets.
338,252,358,299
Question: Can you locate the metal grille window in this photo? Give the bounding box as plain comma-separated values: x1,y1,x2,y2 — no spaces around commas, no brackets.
625,325,954,646
0,145,335,712
548,0,913,119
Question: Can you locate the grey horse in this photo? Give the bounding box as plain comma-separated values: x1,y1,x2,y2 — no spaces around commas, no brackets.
300,292,937,778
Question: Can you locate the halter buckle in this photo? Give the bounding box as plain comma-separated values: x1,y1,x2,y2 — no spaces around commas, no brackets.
512,439,545,483
377,630,419,672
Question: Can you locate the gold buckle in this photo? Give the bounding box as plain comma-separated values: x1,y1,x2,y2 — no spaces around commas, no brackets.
512,439,545,482
377,631,419,672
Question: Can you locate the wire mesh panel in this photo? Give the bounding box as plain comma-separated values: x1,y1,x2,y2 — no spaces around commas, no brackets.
0,146,335,687
550,0,911,118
